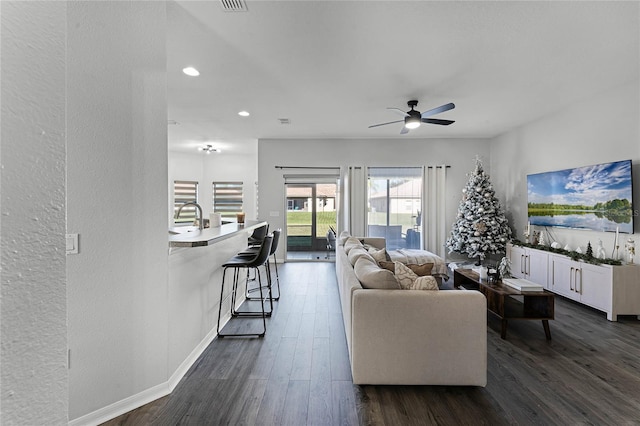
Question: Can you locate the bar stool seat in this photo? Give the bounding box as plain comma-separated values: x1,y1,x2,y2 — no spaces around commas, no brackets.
216,234,273,338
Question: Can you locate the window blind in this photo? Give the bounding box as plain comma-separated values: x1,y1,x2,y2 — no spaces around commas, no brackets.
213,182,243,217
174,180,198,224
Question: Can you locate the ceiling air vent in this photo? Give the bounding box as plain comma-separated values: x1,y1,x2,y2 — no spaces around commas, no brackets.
220,0,247,12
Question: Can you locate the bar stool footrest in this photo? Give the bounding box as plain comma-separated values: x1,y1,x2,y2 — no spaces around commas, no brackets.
218,332,265,338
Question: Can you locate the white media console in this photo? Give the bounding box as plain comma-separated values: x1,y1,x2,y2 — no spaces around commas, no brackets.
507,243,640,321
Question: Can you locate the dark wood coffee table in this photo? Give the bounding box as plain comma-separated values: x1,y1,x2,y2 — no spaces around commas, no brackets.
454,268,554,340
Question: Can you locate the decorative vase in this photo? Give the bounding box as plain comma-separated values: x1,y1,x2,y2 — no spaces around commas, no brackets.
626,239,635,264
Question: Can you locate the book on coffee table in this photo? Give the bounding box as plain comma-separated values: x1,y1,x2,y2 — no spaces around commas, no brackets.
502,278,543,292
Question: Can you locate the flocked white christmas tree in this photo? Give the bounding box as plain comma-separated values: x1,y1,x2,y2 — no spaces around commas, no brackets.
446,158,512,265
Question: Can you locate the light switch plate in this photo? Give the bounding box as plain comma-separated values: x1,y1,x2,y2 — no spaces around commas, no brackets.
269,211,279,217
66,234,79,255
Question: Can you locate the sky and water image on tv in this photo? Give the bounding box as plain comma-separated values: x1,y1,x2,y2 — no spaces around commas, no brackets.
527,160,634,233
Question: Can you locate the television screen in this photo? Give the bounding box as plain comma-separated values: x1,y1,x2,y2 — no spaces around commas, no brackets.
527,159,634,233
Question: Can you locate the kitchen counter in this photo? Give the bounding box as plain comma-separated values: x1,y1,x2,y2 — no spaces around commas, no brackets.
168,220,267,247
167,219,268,380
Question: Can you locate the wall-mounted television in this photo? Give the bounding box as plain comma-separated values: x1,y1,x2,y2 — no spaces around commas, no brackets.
527,159,634,233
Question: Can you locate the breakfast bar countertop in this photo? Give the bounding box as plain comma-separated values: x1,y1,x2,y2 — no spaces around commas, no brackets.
168,220,267,247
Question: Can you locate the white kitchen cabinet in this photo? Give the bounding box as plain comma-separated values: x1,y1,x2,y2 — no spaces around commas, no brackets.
510,244,640,321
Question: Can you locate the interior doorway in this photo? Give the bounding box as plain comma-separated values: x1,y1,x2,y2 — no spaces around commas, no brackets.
285,182,337,261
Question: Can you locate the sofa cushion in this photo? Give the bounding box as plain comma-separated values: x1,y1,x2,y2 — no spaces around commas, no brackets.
354,257,400,290
379,260,434,277
339,230,351,245
344,237,363,254
349,247,374,266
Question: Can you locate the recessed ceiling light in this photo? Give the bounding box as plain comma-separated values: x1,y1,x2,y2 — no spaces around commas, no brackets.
238,111,250,117
182,67,200,77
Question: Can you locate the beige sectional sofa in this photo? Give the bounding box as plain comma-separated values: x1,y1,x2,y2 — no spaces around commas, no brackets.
335,235,488,386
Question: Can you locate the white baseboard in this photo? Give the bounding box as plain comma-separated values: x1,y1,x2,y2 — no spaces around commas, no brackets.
69,313,233,426
68,382,170,426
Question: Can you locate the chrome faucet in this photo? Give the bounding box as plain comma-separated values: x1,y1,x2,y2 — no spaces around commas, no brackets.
175,202,204,231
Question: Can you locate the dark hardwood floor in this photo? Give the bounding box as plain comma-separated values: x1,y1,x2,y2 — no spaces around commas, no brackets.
104,262,640,425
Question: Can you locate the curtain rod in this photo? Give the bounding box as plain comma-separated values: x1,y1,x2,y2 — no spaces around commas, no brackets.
275,166,341,170
365,165,450,169
275,165,449,169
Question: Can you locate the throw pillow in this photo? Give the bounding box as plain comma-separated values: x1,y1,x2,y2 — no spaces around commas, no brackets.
378,260,395,273
394,262,439,290
348,247,374,266
354,257,400,290
394,261,419,290
380,261,433,276
406,262,434,277
344,237,363,254
368,247,390,263
411,275,439,291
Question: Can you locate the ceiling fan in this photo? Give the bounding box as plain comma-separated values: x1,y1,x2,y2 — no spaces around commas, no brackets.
369,100,455,134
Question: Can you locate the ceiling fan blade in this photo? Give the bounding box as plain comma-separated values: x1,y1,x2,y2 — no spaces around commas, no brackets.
400,126,410,134
368,119,404,128
422,118,455,126
387,107,409,117
421,102,455,118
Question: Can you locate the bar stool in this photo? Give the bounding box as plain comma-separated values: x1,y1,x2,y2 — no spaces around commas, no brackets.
248,223,269,247
246,223,269,282
244,228,281,301
216,234,273,338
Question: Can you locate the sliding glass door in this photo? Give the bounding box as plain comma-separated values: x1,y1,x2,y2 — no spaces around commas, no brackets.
367,167,423,250
285,182,337,261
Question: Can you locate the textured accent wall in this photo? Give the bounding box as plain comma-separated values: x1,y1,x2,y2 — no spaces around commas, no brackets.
0,2,68,424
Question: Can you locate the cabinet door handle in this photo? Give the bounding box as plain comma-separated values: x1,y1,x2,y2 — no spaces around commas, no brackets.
577,268,582,294
570,267,575,290
526,255,530,276
551,261,555,286
521,254,525,274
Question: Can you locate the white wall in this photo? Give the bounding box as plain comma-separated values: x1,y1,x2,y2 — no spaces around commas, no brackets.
169,146,258,223
258,138,492,261
490,80,640,255
0,2,68,424
66,2,169,421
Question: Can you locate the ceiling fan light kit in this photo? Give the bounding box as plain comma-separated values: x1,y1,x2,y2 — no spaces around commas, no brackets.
369,99,455,134
405,116,421,129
